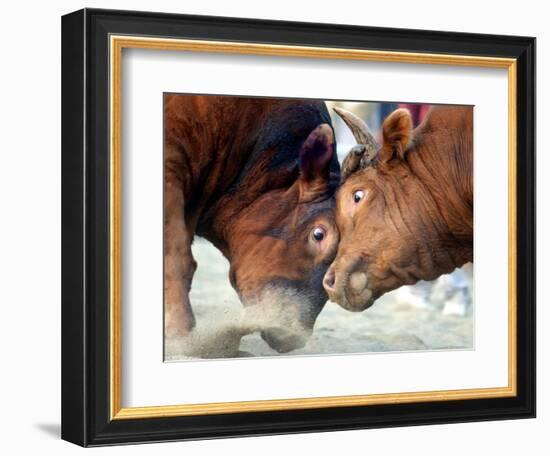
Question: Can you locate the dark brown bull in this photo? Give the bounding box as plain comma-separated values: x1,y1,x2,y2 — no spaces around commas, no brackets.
323,105,473,311
165,95,340,353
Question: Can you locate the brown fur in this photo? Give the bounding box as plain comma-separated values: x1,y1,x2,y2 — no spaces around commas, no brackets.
164,95,340,352
324,106,473,311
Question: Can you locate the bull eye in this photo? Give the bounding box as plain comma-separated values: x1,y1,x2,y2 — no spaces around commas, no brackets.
353,189,365,203
311,227,326,242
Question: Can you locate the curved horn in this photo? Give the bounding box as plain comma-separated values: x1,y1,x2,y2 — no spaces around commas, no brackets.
333,107,379,181
333,106,376,145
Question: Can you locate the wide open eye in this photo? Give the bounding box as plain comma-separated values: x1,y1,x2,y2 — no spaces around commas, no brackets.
353,189,365,203
311,227,326,242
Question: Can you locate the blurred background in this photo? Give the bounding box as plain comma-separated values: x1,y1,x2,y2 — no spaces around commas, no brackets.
167,100,473,361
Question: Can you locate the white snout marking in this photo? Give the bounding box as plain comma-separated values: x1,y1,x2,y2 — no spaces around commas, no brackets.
349,271,367,293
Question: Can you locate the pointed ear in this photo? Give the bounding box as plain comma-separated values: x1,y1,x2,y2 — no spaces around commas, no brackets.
379,108,413,164
298,124,335,188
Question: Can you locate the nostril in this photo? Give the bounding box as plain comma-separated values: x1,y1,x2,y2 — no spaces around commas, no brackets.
323,269,336,291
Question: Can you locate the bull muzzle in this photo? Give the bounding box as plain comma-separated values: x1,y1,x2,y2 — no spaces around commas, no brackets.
323,255,375,311
240,286,320,353
260,326,312,353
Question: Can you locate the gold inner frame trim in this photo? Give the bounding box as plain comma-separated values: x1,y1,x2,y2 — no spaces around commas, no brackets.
109,35,518,421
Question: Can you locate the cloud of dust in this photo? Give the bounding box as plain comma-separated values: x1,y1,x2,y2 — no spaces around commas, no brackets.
166,286,313,359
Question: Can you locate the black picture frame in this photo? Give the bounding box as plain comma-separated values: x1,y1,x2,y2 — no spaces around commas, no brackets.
62,8,536,447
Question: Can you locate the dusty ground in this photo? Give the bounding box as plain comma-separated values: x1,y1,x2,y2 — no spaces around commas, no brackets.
165,238,473,361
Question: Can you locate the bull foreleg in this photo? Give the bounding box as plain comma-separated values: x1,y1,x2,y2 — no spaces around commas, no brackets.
164,175,197,343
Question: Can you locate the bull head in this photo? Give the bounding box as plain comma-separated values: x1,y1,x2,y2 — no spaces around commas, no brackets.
325,107,417,311
227,123,340,352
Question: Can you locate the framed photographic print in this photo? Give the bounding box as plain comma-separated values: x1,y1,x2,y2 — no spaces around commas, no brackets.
61,8,536,447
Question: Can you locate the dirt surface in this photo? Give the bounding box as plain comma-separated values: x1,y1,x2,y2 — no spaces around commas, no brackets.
165,238,473,361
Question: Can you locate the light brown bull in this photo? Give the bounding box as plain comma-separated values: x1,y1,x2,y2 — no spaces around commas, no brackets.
323,105,473,311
